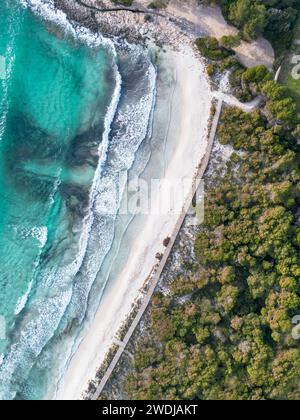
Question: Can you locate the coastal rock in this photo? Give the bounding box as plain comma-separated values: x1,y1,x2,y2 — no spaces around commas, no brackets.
55,0,193,49
155,252,163,261
163,237,171,247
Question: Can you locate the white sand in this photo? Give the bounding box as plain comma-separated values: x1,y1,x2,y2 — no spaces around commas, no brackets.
167,0,274,70
57,46,212,400
136,0,274,70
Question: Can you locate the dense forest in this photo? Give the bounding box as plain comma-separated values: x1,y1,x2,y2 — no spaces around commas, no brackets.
124,63,300,399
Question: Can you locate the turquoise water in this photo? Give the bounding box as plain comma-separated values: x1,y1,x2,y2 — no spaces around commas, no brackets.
0,0,118,399
0,0,157,400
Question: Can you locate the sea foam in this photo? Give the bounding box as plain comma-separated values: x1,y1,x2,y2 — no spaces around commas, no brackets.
0,4,21,141
0,0,123,401
20,0,117,50
49,47,157,400
15,281,34,316
0,0,156,401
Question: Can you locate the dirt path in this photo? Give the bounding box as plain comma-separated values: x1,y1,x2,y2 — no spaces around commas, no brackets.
135,0,275,69
62,0,274,69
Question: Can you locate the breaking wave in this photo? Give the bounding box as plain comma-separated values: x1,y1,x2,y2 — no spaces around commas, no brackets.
0,0,157,400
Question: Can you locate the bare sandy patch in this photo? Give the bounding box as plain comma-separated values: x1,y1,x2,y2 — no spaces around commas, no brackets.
136,0,275,69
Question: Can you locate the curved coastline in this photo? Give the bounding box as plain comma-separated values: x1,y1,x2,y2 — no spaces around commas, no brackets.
0,0,123,400
15,0,159,401
0,0,213,400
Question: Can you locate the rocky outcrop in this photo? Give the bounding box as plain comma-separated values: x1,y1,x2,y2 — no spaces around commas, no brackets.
54,0,193,48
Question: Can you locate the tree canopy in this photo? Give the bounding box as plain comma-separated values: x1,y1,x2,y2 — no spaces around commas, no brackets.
124,73,300,400
209,0,299,53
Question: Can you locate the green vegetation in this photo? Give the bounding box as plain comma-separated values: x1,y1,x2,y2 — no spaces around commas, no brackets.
112,0,133,6
220,34,241,49
111,0,300,401
124,70,300,400
208,0,300,55
279,15,300,110
195,37,234,61
114,0,169,9
147,0,169,9
195,36,241,84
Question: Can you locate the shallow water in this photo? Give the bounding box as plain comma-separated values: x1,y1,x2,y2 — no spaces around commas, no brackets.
0,0,154,400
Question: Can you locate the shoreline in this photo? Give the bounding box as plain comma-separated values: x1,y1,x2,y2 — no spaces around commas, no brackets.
91,98,223,401
55,0,274,69
3,0,294,402
22,0,273,401
57,45,212,400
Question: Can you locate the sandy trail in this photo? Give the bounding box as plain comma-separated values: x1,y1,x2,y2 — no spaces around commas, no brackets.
135,0,275,70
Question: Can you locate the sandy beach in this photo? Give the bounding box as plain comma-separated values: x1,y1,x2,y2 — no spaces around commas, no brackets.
0,0,288,402
57,46,212,400
164,0,274,70
49,0,273,401
37,0,276,401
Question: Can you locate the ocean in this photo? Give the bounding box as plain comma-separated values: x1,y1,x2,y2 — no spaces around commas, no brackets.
0,0,156,399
